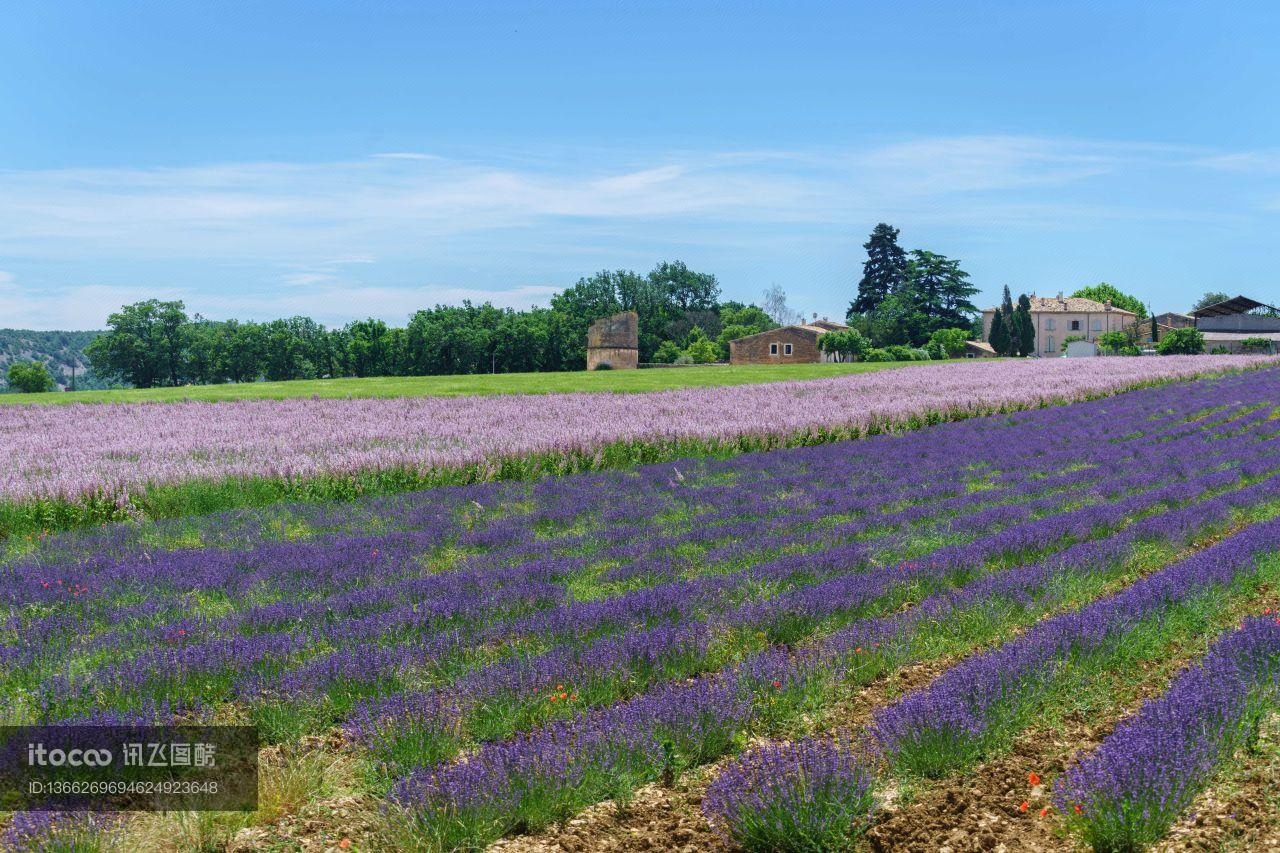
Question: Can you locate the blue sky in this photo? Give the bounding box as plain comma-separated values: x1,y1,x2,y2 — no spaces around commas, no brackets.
1,1,1278,329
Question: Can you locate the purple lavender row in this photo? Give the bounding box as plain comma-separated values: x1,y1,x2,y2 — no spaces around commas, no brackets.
16,426,1278,734
385,474,1280,848
6,374,1276,721
344,446,1280,767
1055,614,1280,851
16,360,1260,568
20,404,1280,725
867,510,1280,778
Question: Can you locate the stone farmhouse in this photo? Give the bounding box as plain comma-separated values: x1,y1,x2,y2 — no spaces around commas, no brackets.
981,293,1137,357
729,319,849,365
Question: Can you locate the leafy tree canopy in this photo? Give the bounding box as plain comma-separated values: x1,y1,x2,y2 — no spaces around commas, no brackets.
1157,327,1206,355
1191,291,1231,312
6,361,55,393
1071,283,1147,319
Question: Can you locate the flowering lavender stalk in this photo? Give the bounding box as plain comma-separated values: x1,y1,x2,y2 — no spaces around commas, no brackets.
1055,614,1280,851
703,737,876,852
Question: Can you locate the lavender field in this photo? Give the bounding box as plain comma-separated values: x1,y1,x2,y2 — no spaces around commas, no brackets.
0,356,1272,521
4,366,1280,851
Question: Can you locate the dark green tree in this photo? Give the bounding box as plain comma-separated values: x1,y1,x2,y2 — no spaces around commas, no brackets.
1014,293,1035,356
85,299,190,388
849,223,908,317
648,260,720,313
904,250,980,334
851,291,930,347
989,308,1011,357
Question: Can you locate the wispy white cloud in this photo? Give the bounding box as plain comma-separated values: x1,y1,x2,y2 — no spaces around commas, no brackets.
0,135,1275,328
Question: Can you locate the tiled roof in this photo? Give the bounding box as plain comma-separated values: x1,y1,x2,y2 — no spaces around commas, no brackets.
984,297,1138,315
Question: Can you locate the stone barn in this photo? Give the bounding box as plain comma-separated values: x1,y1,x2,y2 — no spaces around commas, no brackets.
586,311,639,370
728,321,849,365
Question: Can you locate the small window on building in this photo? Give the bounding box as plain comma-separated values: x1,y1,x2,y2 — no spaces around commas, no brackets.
1071,320,1081,331
1045,318,1055,331
1047,336,1055,353
784,343,793,355
769,343,778,355
1091,318,1102,331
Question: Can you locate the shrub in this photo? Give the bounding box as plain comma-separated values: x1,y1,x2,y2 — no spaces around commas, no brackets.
1210,346,1229,355
593,362,613,370
1157,327,1206,355
861,348,892,362
6,361,56,393
1062,335,1086,349
652,341,683,364
818,330,869,362
703,738,876,852
1097,331,1130,353
683,328,721,364
884,344,915,362
1241,336,1272,353
927,328,969,358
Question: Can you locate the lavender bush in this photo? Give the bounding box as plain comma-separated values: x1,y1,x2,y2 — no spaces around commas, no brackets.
1056,615,1280,851
703,737,876,852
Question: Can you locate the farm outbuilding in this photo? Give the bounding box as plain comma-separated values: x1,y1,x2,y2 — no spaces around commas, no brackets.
586,311,639,370
728,320,849,365
1190,295,1280,353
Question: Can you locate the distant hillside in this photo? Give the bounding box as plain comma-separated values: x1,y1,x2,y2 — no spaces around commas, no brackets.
0,329,122,392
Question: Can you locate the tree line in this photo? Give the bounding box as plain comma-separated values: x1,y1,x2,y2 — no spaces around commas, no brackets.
84,261,781,388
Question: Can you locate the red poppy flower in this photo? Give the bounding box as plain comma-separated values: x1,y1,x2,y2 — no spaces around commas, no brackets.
1073,804,1083,815
1019,801,1029,812
1027,771,1041,786
1039,807,1049,818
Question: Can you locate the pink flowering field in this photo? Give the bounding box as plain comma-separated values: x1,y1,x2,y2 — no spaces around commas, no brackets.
0,355,1273,505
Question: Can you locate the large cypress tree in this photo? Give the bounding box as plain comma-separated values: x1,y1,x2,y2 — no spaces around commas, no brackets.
1015,293,1035,356
989,309,1011,357
997,285,1016,356
848,223,908,318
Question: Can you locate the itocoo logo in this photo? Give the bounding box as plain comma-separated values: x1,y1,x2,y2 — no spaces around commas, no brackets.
27,743,114,767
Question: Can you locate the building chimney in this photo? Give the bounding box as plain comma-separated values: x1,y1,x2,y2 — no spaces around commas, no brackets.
1104,299,1112,311
812,312,818,321
1058,291,1065,305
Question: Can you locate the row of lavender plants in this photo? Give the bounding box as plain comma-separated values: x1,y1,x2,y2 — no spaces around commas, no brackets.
0,356,1271,524
5,367,1280,849
701,511,1280,853
867,513,1280,776
1056,614,1280,851
9,372,1273,741
385,472,1280,849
